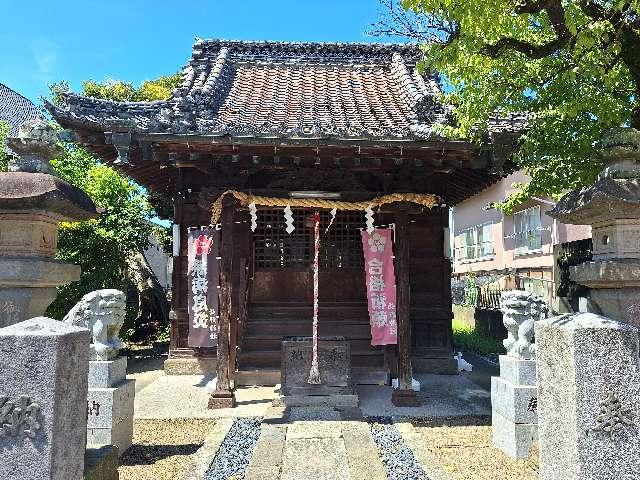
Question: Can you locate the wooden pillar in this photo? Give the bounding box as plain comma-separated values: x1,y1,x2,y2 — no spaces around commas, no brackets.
391,207,420,406
208,195,237,409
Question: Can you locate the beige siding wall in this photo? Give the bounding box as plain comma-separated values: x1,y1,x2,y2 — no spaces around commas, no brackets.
453,171,591,276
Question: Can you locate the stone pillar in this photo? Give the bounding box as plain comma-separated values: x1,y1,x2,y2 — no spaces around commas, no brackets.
209,196,236,409
391,208,420,407
491,290,545,458
548,127,640,325
536,312,640,480
64,289,135,455
0,120,97,327
0,317,90,480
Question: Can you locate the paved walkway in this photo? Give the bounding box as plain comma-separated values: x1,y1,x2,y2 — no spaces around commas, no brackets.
244,407,388,480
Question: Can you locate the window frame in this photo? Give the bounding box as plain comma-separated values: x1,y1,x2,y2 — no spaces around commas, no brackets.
458,222,495,262
513,205,543,255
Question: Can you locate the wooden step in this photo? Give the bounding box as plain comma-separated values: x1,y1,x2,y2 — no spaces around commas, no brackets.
245,321,372,337
238,349,385,369
235,368,280,386
242,335,377,352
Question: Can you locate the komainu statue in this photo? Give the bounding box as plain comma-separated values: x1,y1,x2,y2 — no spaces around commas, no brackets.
500,290,548,360
63,289,126,361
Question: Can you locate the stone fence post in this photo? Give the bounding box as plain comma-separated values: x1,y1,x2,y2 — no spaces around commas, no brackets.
0,317,90,480
536,313,640,480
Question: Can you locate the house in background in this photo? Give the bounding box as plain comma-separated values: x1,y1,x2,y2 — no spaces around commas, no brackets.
0,82,42,141
452,170,591,307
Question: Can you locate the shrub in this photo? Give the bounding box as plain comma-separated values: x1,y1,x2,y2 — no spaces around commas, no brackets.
452,319,505,355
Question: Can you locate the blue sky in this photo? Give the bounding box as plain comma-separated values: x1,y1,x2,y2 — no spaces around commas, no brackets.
1,0,399,104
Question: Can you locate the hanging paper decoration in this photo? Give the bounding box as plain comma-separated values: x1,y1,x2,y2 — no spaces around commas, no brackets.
284,206,295,234
249,202,257,232
325,207,337,233
307,211,322,385
187,227,219,348
365,205,375,234
361,228,397,345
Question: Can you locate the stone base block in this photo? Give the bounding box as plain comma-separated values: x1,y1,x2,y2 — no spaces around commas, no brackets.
87,379,135,455
164,356,216,375
492,409,537,459
89,357,127,388
391,389,421,407
491,376,538,424
412,356,458,375
84,445,119,480
498,356,536,386
272,394,359,408
208,390,236,409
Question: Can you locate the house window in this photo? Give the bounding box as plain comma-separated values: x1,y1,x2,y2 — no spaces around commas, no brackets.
514,206,542,254
459,223,494,260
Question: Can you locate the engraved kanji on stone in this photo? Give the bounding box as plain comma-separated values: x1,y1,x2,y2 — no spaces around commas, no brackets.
87,401,101,417
527,397,538,413
0,395,42,439
593,391,634,434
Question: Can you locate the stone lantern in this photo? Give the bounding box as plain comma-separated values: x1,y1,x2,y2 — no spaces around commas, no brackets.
0,119,97,327
548,127,640,325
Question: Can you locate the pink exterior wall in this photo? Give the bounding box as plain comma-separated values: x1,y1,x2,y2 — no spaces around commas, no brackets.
452,171,591,276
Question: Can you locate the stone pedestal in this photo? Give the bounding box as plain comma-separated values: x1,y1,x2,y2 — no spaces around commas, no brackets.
536,313,640,480
491,356,538,458
86,356,135,455
0,317,90,480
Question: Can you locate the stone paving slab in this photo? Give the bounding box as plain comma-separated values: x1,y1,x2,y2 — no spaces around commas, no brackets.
342,421,388,480
281,437,350,480
358,373,491,418
133,375,276,419
287,420,344,439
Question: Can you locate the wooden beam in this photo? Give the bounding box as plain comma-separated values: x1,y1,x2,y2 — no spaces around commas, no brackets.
208,195,237,409
391,207,421,407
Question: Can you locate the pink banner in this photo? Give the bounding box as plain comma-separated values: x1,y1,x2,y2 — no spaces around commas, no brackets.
361,229,397,345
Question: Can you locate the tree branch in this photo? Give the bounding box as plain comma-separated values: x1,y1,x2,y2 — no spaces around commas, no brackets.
483,0,572,58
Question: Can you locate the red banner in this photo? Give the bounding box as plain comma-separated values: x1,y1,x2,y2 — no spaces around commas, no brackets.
187,228,219,348
361,229,397,345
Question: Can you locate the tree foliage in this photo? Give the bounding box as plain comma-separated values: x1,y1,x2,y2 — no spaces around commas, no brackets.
374,0,640,210
82,73,182,102
47,143,154,319
0,121,11,172
47,74,181,331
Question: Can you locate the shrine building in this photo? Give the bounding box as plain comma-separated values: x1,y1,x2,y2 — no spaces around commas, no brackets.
48,40,518,405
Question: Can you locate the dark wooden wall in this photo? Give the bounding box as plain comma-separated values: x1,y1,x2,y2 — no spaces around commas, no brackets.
169,198,453,363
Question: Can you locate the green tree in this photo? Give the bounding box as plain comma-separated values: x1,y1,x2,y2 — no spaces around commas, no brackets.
374,1,639,209
0,121,11,171
47,74,181,338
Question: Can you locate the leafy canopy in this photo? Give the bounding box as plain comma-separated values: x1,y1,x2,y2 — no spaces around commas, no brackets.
47,74,181,318
0,121,10,171
377,1,640,210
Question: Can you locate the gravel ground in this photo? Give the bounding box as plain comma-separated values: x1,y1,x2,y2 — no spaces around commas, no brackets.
413,424,538,480
369,418,429,480
204,417,262,480
118,419,217,480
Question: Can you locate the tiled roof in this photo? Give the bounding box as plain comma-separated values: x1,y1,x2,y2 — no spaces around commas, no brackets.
48,40,450,143
0,83,42,136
